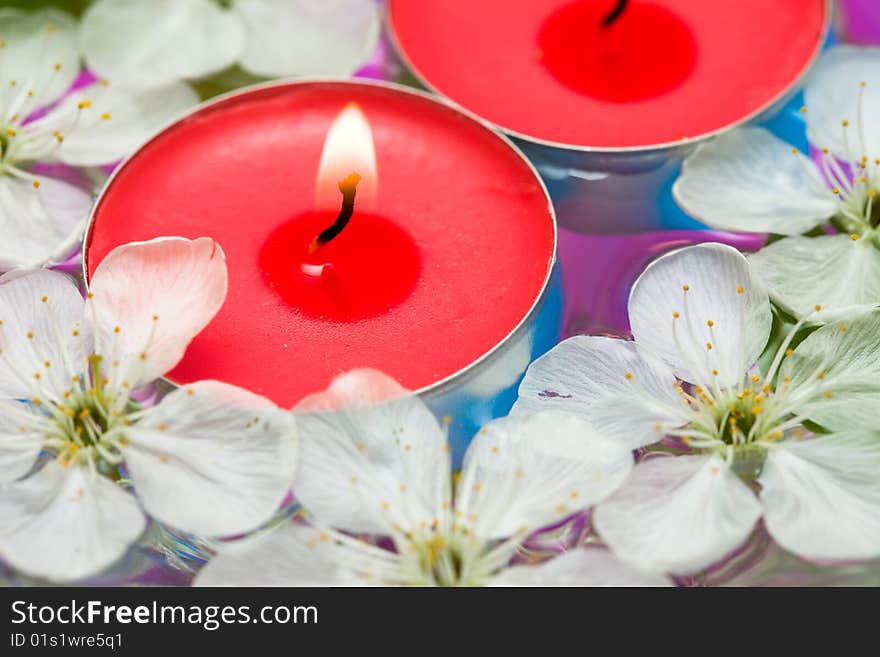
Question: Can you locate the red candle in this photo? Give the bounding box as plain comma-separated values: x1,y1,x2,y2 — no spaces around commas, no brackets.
84,81,556,407
388,0,827,147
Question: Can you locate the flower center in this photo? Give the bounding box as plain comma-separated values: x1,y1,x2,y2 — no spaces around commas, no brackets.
9,348,138,480
676,373,787,454
831,156,879,233
411,535,468,586
395,526,509,586
659,287,839,470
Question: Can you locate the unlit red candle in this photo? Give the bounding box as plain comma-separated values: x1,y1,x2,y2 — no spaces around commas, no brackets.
389,0,828,147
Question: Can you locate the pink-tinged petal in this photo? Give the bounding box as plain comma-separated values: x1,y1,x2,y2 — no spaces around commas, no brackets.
295,368,412,411
87,237,227,386
293,370,446,535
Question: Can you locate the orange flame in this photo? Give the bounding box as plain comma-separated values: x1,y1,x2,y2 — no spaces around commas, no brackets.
315,102,377,212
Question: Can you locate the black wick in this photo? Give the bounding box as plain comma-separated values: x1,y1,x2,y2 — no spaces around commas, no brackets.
601,0,628,28
311,172,361,251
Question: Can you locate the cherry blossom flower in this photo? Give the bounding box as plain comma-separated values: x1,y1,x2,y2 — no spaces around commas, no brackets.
673,46,880,318
0,237,295,582
0,8,197,270
80,0,381,85
516,243,880,574
195,370,659,587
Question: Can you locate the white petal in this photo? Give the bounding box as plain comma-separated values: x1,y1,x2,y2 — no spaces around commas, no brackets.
458,411,633,540
294,370,449,535
0,8,80,108
629,243,772,388
80,0,245,85
234,0,380,78
749,234,880,319
0,268,86,400
196,522,372,587
0,400,43,482
594,455,762,575
121,381,296,537
0,461,146,582
760,433,880,561
805,46,880,160
514,336,684,449
780,308,880,432
673,127,838,234
87,237,227,386
491,548,671,587
50,80,198,167
0,174,90,271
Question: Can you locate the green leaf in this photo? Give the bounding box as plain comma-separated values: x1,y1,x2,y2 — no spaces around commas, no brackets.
4,0,94,18
189,65,269,101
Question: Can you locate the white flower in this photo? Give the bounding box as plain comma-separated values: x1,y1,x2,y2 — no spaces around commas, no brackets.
673,46,880,319
194,369,654,587
0,237,296,582
515,243,880,574
0,8,198,270
80,0,381,86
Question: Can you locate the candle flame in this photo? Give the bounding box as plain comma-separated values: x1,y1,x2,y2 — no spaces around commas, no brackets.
316,102,377,212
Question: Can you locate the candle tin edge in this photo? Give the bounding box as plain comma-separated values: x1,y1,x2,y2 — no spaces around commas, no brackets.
81,76,561,408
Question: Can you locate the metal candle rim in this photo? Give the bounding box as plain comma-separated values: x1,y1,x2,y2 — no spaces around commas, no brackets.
384,0,834,156
81,76,559,402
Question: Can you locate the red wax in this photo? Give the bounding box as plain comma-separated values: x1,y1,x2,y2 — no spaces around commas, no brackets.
85,82,555,405
539,2,696,102
259,211,421,322
389,0,827,147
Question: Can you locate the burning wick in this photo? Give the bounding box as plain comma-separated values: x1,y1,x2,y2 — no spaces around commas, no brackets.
601,0,628,27
309,172,361,253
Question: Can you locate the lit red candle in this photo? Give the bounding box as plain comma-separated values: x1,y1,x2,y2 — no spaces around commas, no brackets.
84,80,559,456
